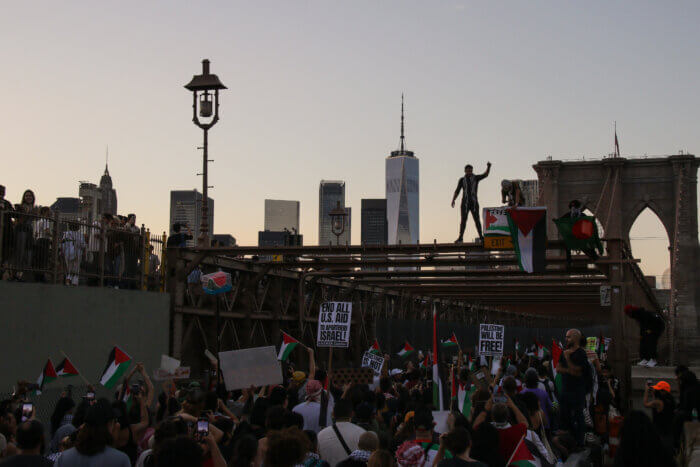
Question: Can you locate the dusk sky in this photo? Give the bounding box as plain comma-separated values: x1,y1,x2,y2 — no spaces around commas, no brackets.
2,1,698,279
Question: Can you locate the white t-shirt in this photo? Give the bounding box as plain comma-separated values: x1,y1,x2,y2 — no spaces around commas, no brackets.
293,397,334,433
317,422,366,467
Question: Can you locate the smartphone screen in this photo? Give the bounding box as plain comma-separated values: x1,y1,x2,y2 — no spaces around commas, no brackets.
22,403,32,422
494,394,507,404
197,419,209,436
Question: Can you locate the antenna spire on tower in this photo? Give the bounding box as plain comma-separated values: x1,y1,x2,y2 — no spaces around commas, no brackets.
105,145,109,174
400,94,405,153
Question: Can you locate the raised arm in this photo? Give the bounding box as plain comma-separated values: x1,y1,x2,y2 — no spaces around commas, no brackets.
308,347,316,379
478,162,492,180
137,363,154,407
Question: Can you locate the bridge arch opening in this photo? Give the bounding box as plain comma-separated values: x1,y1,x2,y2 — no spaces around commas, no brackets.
628,206,671,289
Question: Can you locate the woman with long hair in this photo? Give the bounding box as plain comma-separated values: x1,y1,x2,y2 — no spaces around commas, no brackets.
54,398,130,467
11,189,36,280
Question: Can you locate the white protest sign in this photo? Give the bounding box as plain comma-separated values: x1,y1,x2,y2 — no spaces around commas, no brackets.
432,411,450,434
219,346,283,391
317,302,352,348
153,367,191,381
161,355,181,372
478,323,504,356
361,352,385,375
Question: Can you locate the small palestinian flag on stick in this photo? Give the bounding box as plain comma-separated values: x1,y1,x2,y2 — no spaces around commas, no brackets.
99,346,132,390
35,359,58,395
278,332,302,362
419,352,431,369
368,339,381,355
441,332,460,350
397,341,414,358
56,357,80,378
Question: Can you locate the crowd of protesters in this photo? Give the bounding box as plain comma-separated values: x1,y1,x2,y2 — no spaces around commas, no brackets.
0,328,699,466
0,185,160,289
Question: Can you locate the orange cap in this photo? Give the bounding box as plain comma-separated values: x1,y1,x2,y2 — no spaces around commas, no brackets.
652,381,671,393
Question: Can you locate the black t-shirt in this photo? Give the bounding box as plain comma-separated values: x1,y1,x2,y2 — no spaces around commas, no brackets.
438,457,488,467
560,347,588,395
0,454,54,467
167,232,193,248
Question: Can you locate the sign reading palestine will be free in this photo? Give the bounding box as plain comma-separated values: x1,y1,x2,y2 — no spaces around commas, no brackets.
478,323,504,356
317,302,352,348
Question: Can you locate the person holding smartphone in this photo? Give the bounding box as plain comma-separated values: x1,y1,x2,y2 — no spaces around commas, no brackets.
643,380,676,450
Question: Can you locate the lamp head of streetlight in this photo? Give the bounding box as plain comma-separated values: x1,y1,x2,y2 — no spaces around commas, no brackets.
185,59,227,129
329,200,348,237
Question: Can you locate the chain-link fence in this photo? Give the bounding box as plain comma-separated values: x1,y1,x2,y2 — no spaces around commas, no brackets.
0,209,166,291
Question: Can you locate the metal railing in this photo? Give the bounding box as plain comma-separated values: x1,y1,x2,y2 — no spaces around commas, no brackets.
0,210,166,291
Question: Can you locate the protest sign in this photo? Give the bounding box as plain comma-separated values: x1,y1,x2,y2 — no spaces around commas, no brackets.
160,355,181,372
470,368,492,390
482,207,514,249
317,302,352,348
219,346,282,391
586,337,598,352
433,411,450,434
478,324,504,356
361,351,385,375
153,367,191,381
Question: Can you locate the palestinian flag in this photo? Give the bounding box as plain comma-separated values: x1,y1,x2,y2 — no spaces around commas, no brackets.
278,332,301,361
457,381,477,418
536,340,550,359
397,341,414,358
468,354,478,372
55,358,79,378
597,331,606,359
553,215,603,256
122,386,133,412
420,353,431,369
551,339,563,394
441,333,460,349
99,346,132,389
201,271,233,295
368,339,381,355
507,433,540,466
35,359,57,395
432,306,445,410
506,207,547,273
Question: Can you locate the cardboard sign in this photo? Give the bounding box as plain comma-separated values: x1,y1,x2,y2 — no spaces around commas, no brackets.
153,367,191,381
470,368,492,390
317,302,352,348
161,355,181,372
331,368,374,386
219,346,283,391
433,411,450,434
478,324,504,356
361,352,385,375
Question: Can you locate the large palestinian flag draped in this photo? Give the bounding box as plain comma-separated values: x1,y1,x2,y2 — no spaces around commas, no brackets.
35,359,58,395
201,271,233,295
278,332,301,361
553,215,603,255
55,357,80,378
506,207,547,273
99,346,132,389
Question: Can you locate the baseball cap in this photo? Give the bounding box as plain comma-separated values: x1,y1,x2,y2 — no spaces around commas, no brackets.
652,381,671,393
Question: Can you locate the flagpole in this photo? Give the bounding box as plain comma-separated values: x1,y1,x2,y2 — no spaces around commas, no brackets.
60,350,91,386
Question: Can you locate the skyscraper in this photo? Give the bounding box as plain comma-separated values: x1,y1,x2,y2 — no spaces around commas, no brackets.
386,95,419,245
318,180,351,245
169,190,214,247
361,199,387,245
78,162,118,223
264,199,300,233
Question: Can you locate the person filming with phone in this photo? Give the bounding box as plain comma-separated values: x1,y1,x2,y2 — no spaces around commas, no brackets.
643,380,676,450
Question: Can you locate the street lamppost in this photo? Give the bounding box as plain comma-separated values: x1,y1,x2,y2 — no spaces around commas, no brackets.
329,201,348,246
185,59,227,246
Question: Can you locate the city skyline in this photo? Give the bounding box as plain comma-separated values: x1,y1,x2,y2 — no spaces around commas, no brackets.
2,1,699,279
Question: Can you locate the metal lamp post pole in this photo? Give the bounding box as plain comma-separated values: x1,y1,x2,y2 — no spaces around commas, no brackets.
201,128,209,244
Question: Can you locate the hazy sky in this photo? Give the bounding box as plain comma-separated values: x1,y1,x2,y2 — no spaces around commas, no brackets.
2,1,698,279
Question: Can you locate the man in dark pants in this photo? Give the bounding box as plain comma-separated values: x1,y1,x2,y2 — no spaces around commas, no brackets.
451,162,491,243
556,328,589,447
625,304,665,367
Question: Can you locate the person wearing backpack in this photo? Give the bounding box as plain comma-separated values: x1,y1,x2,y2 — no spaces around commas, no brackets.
555,329,589,447
624,304,666,367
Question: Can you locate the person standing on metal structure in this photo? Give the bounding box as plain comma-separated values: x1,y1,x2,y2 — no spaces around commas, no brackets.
451,162,491,243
